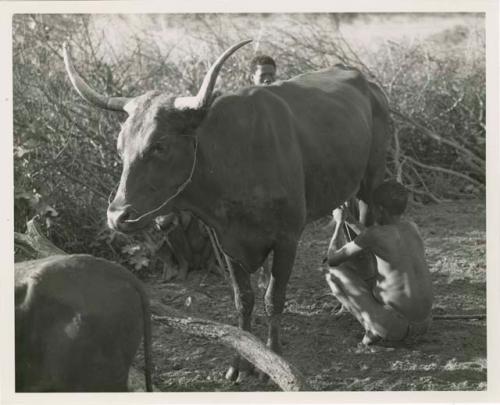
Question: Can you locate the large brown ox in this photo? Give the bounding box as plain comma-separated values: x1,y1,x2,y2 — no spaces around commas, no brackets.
63,40,390,381
15,254,153,392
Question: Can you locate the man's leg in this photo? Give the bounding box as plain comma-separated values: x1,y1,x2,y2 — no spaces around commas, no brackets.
325,267,409,343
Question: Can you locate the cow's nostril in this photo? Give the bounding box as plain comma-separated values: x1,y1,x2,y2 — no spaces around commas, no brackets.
118,209,132,223
107,204,137,231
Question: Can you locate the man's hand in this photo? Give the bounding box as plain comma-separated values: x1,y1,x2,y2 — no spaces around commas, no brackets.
332,206,347,224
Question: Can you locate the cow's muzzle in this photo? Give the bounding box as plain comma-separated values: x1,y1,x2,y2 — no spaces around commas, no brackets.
107,204,147,233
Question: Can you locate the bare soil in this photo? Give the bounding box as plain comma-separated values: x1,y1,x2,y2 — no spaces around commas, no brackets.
137,199,486,392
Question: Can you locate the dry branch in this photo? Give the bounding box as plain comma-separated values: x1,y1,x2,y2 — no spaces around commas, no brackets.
150,300,309,391
407,163,444,203
390,107,484,170
404,155,484,189
433,314,486,321
14,217,67,259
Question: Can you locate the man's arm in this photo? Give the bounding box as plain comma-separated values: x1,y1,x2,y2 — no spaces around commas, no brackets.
327,216,364,267
343,209,367,236
327,216,345,252
327,241,364,267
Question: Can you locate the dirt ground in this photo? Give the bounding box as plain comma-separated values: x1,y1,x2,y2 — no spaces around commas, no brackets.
136,199,486,392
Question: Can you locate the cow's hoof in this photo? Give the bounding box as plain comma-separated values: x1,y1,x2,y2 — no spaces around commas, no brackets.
361,330,382,346
225,366,239,382
236,370,254,384
332,303,346,317
225,367,256,384
225,359,256,383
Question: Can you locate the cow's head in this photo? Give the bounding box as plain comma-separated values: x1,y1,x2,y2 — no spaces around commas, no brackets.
63,40,251,232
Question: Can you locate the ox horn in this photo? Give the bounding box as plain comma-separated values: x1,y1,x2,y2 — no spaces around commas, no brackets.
63,42,131,112
174,39,252,110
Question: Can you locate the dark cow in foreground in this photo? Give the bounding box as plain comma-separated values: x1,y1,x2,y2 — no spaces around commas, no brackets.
15,254,153,392
63,40,390,381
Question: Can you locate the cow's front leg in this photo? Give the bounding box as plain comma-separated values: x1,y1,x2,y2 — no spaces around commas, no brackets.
263,241,297,367
225,258,255,382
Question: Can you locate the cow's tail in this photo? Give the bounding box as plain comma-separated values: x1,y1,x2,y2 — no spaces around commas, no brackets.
138,283,153,392
367,81,390,120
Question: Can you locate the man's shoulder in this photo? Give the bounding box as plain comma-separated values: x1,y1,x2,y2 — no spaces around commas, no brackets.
363,224,398,237
354,224,404,248
398,220,424,239
354,224,387,247
379,221,420,233
400,221,426,249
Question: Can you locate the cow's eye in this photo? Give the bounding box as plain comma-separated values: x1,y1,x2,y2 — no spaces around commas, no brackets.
151,143,167,156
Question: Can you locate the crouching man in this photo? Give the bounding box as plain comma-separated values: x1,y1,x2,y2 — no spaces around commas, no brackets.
326,181,433,345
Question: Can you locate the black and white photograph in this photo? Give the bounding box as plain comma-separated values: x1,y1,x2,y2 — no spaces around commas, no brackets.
2,1,499,403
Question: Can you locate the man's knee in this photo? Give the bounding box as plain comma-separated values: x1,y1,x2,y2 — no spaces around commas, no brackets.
326,266,352,281
326,266,368,295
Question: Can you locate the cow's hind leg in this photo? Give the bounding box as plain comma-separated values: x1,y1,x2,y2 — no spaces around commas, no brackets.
225,259,256,382
357,167,384,226
358,86,390,226
357,165,384,226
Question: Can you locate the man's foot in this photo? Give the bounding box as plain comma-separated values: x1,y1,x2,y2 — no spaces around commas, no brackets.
332,303,346,317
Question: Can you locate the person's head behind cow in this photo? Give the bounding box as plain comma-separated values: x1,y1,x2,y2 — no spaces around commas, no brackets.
250,55,277,85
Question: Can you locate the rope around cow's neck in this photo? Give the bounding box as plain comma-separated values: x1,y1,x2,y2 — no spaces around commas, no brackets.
108,183,118,205
121,137,199,225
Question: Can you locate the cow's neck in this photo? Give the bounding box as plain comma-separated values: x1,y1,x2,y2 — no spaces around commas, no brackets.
174,146,228,235
173,144,268,272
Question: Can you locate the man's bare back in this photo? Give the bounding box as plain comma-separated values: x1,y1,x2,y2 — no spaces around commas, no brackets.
355,221,433,323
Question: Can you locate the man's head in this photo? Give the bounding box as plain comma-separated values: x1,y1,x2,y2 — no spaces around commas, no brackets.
250,55,277,85
372,180,408,223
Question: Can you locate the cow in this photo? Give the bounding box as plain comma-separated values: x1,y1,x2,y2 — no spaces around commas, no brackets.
63,39,390,381
15,254,153,392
